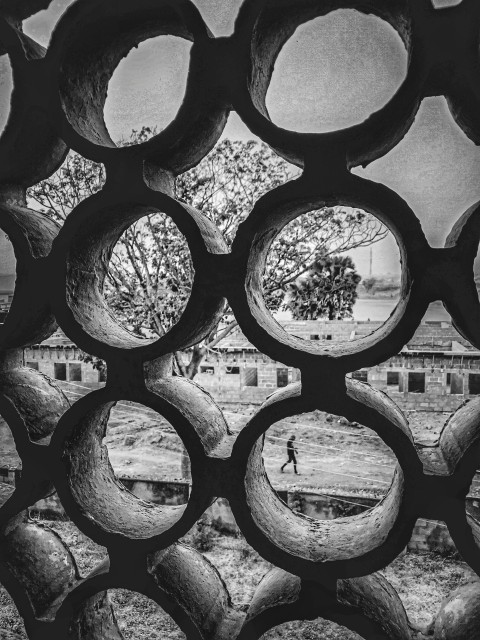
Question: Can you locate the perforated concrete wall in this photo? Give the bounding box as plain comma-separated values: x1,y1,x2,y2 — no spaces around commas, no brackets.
1,1,480,638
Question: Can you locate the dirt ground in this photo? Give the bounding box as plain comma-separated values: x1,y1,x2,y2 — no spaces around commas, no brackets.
0,402,473,638
0,397,456,498
104,403,453,499
0,518,476,639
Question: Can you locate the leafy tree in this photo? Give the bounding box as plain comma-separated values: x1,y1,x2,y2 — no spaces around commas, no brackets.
284,254,361,321
28,130,387,378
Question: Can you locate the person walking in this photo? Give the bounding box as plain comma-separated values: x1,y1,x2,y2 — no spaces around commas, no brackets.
280,435,299,474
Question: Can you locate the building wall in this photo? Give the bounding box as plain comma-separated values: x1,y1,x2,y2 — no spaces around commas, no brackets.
23,345,102,384
22,324,480,412
196,354,480,411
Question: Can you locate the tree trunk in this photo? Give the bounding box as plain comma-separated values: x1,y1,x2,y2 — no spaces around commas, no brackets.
185,344,206,380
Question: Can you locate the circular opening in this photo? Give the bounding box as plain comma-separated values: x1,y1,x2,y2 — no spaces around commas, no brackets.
0,55,13,136
104,36,192,143
27,152,105,224
238,397,410,568
57,5,197,149
104,401,191,488
108,589,184,639
262,619,362,639
263,410,396,501
62,401,191,539
104,212,194,340
263,207,401,334
266,10,408,133
64,201,208,352
0,582,27,638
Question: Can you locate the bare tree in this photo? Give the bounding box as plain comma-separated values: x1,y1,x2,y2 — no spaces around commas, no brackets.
28,133,388,379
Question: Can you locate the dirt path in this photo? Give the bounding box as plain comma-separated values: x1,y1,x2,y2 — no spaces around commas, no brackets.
106,405,438,497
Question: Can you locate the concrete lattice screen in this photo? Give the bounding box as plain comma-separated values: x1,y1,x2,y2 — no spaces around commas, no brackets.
1,0,480,638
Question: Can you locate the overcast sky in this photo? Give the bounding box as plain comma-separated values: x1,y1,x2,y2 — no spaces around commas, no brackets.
10,0,480,279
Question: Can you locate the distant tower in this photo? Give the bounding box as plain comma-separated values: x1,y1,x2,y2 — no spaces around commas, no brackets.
0,232,16,315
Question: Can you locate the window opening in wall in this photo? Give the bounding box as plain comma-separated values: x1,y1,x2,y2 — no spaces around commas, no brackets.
310,334,320,340
68,363,82,382
200,366,215,375
276,368,289,388
352,370,368,383
326,335,332,341
54,362,67,381
387,371,399,387
26,361,39,370
469,373,480,395
244,367,258,387
449,372,463,395
225,366,240,374
408,372,425,393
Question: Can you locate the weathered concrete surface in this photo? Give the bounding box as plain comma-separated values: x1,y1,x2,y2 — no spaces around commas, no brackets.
239,568,412,639
1,0,480,637
434,582,480,639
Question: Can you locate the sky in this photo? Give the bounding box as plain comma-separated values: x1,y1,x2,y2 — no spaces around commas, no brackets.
4,0,479,279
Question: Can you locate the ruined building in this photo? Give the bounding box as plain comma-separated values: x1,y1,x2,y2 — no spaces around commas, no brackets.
23,318,480,415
